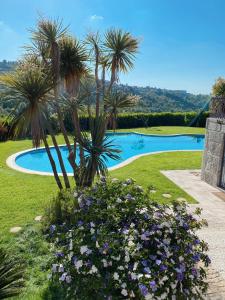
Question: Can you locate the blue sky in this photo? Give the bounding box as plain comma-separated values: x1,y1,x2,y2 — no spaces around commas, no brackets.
1,0,225,94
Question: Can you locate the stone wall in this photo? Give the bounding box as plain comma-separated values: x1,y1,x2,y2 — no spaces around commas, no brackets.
201,118,225,187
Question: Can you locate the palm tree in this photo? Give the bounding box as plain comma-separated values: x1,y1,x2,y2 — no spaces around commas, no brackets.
0,246,25,299
30,18,73,164
86,33,101,117
59,35,89,177
104,29,139,92
78,115,121,187
105,92,139,131
0,66,64,190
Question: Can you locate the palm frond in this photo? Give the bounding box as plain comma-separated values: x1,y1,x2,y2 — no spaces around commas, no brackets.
0,66,52,147
77,115,121,182
0,247,25,299
31,17,68,44
104,29,139,86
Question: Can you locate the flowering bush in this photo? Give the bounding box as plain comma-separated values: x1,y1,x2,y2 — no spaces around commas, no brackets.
46,177,210,300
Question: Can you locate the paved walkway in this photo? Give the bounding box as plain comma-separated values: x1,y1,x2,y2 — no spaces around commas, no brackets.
161,170,225,299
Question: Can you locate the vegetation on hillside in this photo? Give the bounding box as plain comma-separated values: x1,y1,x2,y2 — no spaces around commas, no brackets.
0,60,210,115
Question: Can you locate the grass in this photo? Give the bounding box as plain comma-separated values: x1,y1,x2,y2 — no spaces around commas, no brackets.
0,126,204,299
0,126,204,239
116,126,205,135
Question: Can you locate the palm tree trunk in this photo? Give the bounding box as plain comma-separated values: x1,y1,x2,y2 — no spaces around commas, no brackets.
94,45,100,117
47,123,71,189
51,41,78,183
72,109,85,166
42,134,63,190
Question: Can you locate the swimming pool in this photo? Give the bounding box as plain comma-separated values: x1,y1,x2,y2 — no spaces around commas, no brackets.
7,133,205,175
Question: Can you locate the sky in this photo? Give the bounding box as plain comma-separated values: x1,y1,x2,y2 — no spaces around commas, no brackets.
1,0,225,94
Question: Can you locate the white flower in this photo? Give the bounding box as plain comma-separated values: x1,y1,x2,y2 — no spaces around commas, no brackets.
66,275,72,283
145,294,153,300
128,240,135,247
90,222,95,227
90,228,95,234
52,264,58,273
116,198,122,203
160,293,168,299
58,264,64,272
125,255,130,262
130,222,135,228
140,207,148,214
121,282,127,288
121,289,128,296
80,245,89,255
59,272,67,281
179,256,184,262
133,262,138,271
113,272,119,280
118,266,124,270
170,282,177,289
96,241,100,248
102,259,108,267
75,260,83,270
90,265,98,274
130,290,135,298
130,272,137,280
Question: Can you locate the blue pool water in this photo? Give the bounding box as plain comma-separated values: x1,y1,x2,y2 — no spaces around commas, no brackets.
15,133,205,173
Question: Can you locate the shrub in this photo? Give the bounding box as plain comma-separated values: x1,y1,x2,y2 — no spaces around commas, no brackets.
212,77,225,97
63,112,208,132
45,178,210,300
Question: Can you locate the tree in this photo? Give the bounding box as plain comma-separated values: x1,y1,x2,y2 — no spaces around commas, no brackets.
2,16,139,189
105,92,139,131
0,65,64,189
104,29,139,92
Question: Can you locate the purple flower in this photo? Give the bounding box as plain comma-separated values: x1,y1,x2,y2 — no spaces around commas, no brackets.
156,259,161,265
193,239,200,245
50,224,56,234
183,223,189,230
192,253,201,263
55,252,64,258
141,260,148,267
103,242,109,251
86,197,93,207
77,220,83,227
149,280,157,292
177,272,184,281
125,194,134,201
191,268,198,277
206,256,211,265
73,256,78,264
160,264,167,272
149,255,157,260
139,284,149,296
143,267,151,274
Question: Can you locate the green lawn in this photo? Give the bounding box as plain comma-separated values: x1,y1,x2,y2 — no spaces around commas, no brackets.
0,126,204,238
116,126,205,135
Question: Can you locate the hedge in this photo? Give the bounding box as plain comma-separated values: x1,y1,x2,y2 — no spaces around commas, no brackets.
0,112,209,142
64,111,209,131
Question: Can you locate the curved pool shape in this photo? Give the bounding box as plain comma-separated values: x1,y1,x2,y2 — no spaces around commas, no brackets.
9,133,205,175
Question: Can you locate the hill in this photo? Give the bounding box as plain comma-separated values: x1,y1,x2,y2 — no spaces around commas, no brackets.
0,60,210,114
116,84,210,112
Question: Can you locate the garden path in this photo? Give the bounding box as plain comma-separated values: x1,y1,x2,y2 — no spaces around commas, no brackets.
161,169,225,299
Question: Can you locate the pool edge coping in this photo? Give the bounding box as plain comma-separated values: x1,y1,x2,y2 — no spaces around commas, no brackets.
6,132,204,176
